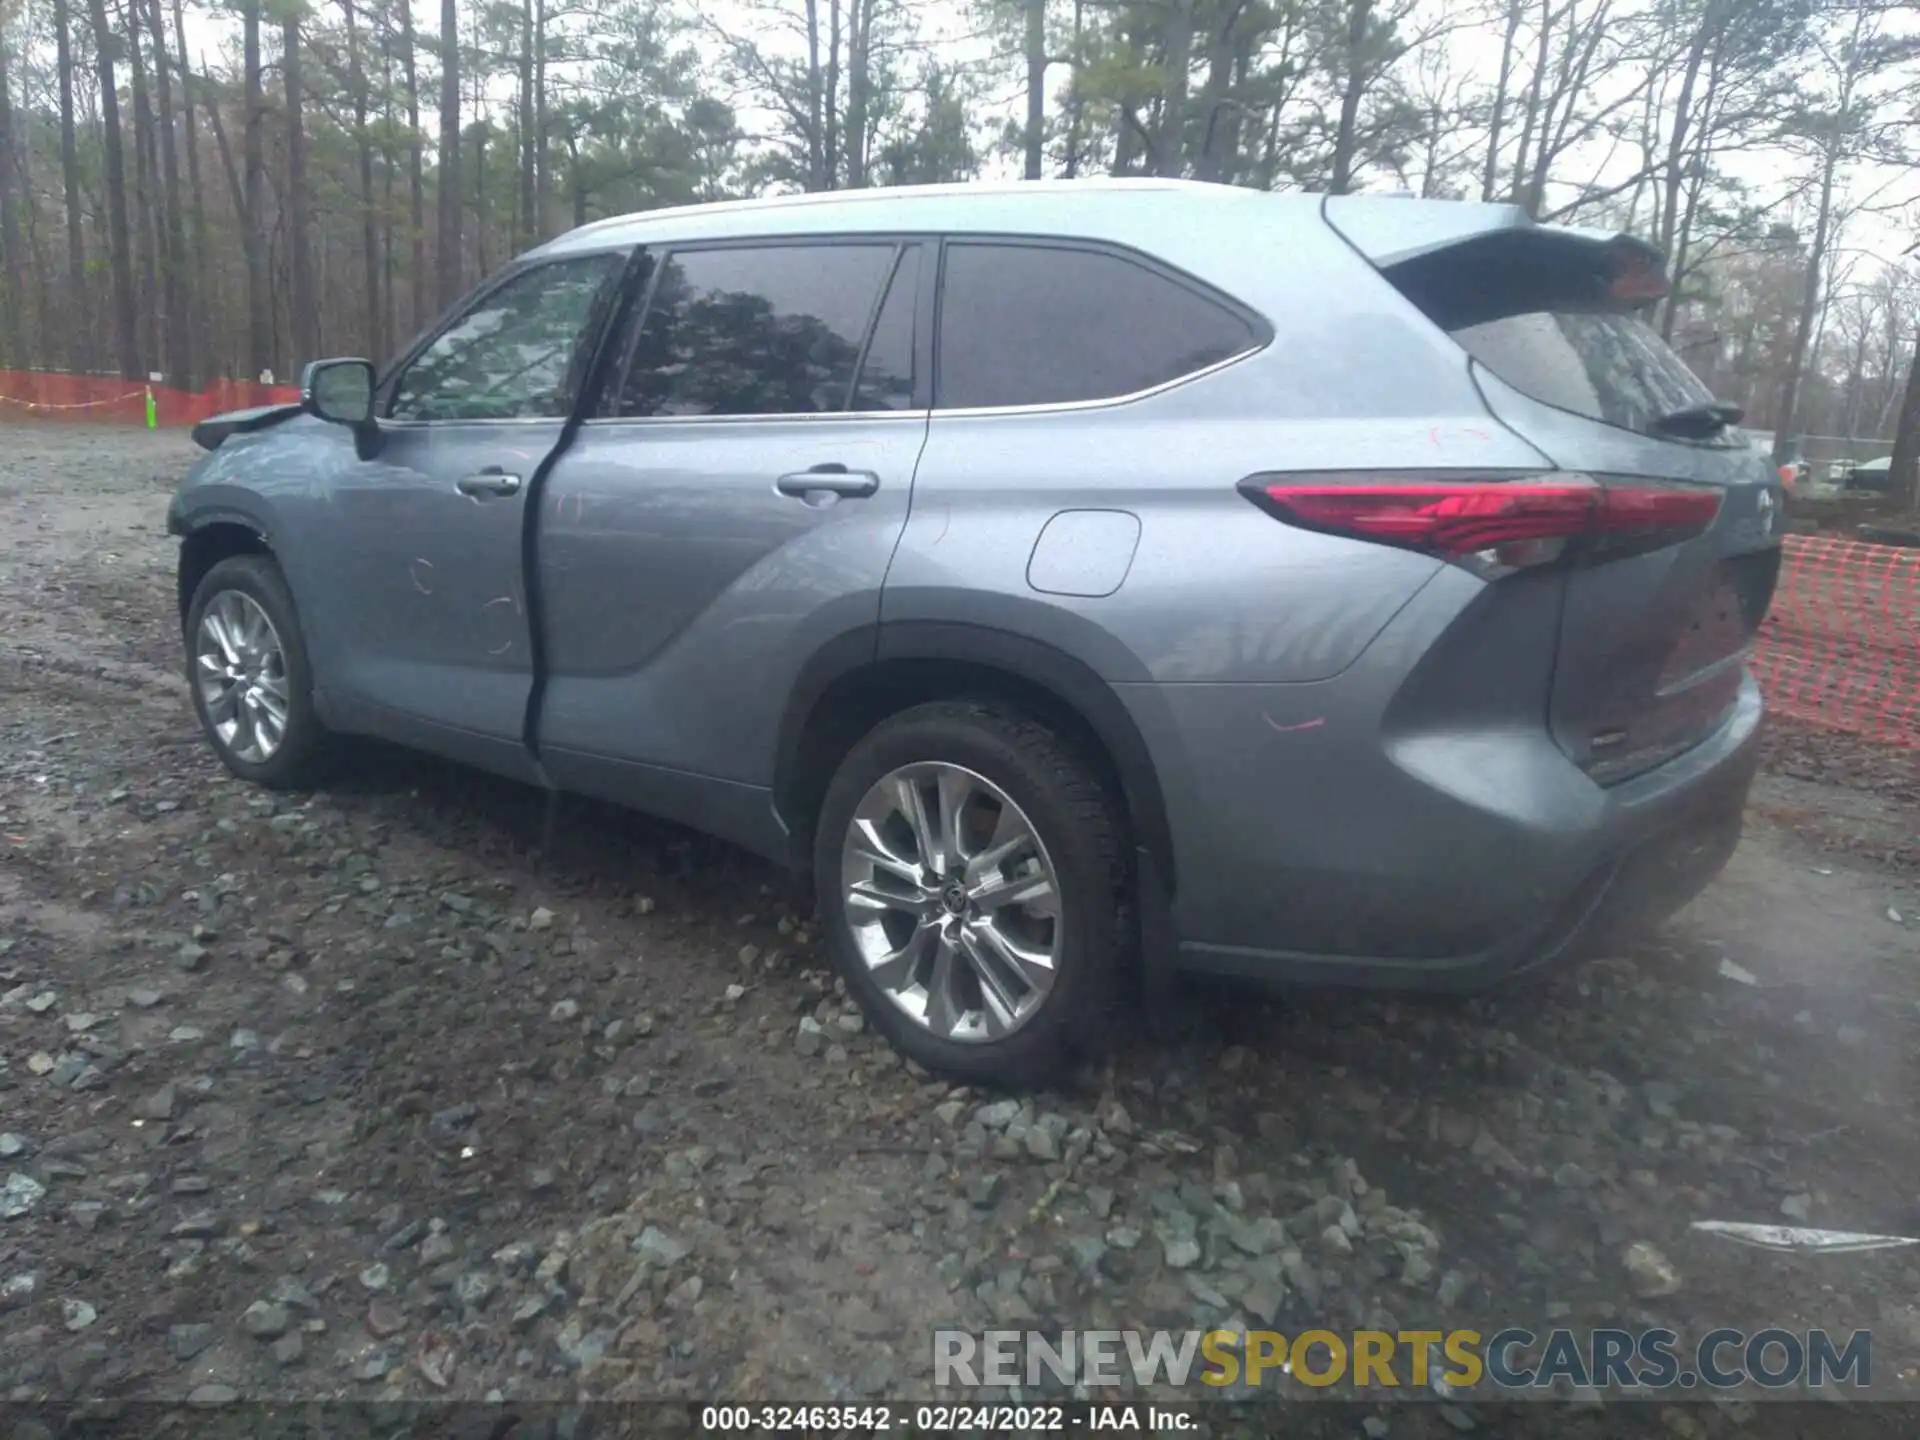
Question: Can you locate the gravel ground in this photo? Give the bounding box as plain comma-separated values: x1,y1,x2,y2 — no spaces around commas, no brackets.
1,424,1917,1436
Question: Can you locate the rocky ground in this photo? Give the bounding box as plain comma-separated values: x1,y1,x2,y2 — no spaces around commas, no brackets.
1,424,1917,1437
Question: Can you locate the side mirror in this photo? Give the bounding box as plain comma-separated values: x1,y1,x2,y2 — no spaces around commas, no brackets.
301,358,376,426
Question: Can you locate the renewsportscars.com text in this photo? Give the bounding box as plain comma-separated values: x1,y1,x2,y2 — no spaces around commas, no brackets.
933,1327,1873,1391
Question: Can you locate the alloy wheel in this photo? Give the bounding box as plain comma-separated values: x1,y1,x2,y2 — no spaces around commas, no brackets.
194,590,291,764
839,761,1063,1043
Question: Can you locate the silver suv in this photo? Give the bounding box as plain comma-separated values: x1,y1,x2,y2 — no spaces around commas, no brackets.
168,179,1782,1084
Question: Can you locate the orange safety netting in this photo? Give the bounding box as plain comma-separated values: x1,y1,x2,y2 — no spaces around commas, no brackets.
1751,534,1920,748
0,370,301,426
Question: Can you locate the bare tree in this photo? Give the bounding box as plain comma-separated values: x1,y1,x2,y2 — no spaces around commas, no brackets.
0,17,25,366
1768,0,1917,465
343,0,383,361
241,0,270,376
284,8,316,370
436,0,461,306
144,0,192,386
54,0,91,370
396,0,428,329
87,0,142,377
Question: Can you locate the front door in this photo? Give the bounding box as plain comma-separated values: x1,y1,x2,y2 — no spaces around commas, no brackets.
300,249,629,779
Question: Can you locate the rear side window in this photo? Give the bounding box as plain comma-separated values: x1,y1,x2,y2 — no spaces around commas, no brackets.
612,243,898,417
935,243,1262,410
1451,310,1717,438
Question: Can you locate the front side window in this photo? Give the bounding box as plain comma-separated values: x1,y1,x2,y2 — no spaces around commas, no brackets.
612,244,899,418
388,252,626,422
935,243,1262,410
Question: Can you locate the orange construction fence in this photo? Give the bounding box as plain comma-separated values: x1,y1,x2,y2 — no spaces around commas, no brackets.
0,369,301,426
1750,534,1920,749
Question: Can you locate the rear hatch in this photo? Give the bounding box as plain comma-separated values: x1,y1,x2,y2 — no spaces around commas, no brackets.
1324,198,1783,785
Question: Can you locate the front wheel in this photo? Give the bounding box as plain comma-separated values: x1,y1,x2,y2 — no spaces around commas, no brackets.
813,701,1132,1087
185,554,329,790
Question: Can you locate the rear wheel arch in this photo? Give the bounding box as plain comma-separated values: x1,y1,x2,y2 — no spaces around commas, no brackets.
773,622,1174,896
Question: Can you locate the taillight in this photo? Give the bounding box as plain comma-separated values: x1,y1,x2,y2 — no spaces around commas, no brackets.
1238,472,1721,571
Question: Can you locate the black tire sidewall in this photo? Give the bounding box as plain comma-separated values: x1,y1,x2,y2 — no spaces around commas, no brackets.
813,702,1126,1086
185,555,325,789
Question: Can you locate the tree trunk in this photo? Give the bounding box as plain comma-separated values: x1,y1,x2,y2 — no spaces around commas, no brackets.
1888,329,1920,511
1151,0,1192,176
171,0,211,377
472,125,488,277
1506,0,1551,207
379,2,398,349
517,0,534,247
55,0,92,371
143,0,192,388
533,0,549,233
0,33,25,366
88,0,143,378
1328,0,1373,194
1480,0,1523,200
1770,130,1841,467
241,0,269,376
284,11,315,371
1023,0,1046,180
436,0,461,307
122,0,160,371
844,0,872,187
1062,0,1086,178
344,0,383,362
804,0,825,189
824,0,842,187
397,0,427,328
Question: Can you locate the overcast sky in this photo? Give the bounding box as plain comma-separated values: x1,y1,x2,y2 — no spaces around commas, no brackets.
165,0,1917,266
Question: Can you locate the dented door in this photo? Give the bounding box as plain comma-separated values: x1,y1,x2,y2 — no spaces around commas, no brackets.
300,250,628,779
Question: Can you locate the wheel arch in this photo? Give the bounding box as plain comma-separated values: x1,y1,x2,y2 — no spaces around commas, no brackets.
176,515,275,633
772,621,1176,897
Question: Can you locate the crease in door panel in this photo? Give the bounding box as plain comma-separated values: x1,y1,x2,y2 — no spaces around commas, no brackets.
875,417,933,628
518,245,658,778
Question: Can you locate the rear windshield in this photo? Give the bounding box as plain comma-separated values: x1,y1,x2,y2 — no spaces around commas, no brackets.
1450,309,1720,440
1373,226,1728,444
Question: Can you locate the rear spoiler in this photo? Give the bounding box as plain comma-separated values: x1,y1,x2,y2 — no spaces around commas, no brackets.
191,402,303,453
1321,195,1670,329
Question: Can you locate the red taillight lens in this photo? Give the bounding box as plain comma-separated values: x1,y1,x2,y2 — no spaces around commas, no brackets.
1240,473,1721,567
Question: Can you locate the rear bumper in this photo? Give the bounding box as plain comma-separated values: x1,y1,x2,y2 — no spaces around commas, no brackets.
1136,669,1762,990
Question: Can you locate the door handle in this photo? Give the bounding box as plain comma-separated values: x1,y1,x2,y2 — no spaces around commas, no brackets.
457,471,522,499
775,464,880,499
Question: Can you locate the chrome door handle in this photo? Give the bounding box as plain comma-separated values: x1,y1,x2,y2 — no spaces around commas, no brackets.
775,466,880,499
457,471,522,499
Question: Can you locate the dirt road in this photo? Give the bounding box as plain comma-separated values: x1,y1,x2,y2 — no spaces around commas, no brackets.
2,425,1917,1434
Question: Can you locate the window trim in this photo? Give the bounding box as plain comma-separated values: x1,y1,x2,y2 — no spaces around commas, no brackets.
375,246,636,427
929,234,1273,417
593,233,935,425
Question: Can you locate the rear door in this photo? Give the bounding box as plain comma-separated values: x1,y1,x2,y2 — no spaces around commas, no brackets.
532,238,931,841
1340,212,1784,784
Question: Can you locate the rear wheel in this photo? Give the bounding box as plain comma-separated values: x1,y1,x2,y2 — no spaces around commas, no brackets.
813,701,1131,1086
185,555,329,789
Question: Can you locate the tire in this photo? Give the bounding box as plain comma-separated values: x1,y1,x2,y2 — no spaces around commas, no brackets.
812,700,1132,1087
184,554,330,790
